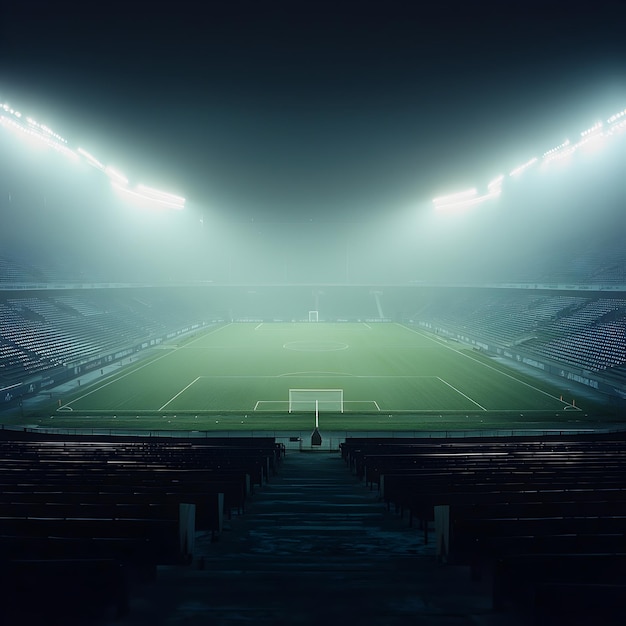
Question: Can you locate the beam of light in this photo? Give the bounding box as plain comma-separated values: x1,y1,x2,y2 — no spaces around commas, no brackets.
542,139,570,159
24,117,67,145
607,118,626,135
607,108,626,124
488,175,504,191
432,188,477,206
112,181,185,210
606,109,626,136
431,105,626,211
2,97,191,213
77,147,105,171
433,179,502,212
105,166,129,186
136,184,185,209
0,112,77,160
1,102,21,118
580,121,603,137
509,157,538,177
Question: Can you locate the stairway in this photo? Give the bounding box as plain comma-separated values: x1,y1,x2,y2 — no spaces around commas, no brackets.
116,452,496,626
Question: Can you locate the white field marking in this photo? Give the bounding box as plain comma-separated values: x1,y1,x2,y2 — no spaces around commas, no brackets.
60,323,232,409
437,377,487,411
253,399,380,411
254,323,263,330
363,323,372,329
200,373,439,379
159,377,201,411
353,375,439,378
277,372,440,379
57,405,73,411
398,324,579,409
278,371,354,378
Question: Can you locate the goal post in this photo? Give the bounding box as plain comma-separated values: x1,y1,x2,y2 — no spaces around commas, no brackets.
288,389,344,413
308,310,319,322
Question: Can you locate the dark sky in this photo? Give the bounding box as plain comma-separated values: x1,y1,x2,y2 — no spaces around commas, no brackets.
2,0,626,223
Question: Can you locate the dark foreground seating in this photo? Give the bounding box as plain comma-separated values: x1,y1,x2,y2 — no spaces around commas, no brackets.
0,558,129,625
0,430,282,623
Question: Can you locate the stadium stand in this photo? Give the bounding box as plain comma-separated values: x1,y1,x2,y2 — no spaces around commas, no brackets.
0,429,282,624
412,290,626,394
341,432,626,625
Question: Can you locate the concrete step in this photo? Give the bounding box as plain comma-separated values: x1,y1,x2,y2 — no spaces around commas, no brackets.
109,451,501,626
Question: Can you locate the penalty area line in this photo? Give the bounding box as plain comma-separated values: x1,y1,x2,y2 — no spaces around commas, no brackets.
159,377,201,411
437,377,487,411
399,324,574,408
57,323,232,410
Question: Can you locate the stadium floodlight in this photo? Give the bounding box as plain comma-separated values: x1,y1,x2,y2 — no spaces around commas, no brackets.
0,111,77,160
487,175,504,191
606,109,626,136
77,147,105,171
607,108,626,124
433,179,502,212
136,184,185,209
542,139,570,159
432,188,477,207
105,166,129,186
1,103,21,118
2,96,192,212
580,122,603,137
509,157,538,178
112,181,185,210
430,105,626,211
541,138,579,166
608,118,626,135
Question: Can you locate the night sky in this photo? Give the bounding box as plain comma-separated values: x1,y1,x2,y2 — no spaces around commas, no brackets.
3,0,626,225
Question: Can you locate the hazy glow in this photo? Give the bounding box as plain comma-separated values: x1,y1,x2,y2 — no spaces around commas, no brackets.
136,184,185,208
0,110,77,160
542,139,570,159
433,180,501,212
77,147,105,170
432,188,477,205
105,166,129,186
112,181,185,210
488,175,504,190
607,109,626,124
1,97,188,213
434,105,626,214
432,173,503,212
509,157,538,177
580,121,603,137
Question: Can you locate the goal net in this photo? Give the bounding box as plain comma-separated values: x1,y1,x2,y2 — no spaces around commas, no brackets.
308,310,319,322
288,389,344,413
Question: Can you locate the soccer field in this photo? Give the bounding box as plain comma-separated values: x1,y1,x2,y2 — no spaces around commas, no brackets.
58,322,576,417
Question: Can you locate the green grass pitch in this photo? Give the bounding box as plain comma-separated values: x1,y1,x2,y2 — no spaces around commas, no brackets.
25,322,618,432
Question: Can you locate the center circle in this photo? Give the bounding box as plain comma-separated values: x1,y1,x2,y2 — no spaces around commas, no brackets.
283,340,349,352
